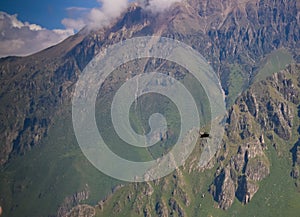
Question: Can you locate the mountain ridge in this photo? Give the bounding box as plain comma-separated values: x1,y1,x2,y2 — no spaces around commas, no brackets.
83,63,300,217
1,0,299,165
0,0,299,216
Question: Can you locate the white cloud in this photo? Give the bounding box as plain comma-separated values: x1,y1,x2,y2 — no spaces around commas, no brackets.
66,7,90,13
137,0,182,12
61,0,181,32
0,0,182,57
61,0,129,31
53,28,74,35
61,18,86,31
0,12,74,58
101,0,128,16
147,0,182,12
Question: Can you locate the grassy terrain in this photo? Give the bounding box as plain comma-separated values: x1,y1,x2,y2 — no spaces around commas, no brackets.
227,64,247,107
0,107,123,217
226,49,293,108
0,60,212,217
94,65,300,217
2,55,297,217
252,48,293,84
95,67,211,161
94,135,300,217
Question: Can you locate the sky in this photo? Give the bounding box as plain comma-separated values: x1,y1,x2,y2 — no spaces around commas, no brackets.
0,0,181,57
0,0,99,29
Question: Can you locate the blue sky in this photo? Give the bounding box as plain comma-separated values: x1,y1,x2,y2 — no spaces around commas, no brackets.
0,0,178,57
0,0,99,29
0,0,125,57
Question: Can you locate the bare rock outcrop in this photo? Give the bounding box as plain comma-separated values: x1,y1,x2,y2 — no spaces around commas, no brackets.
210,166,236,209
211,137,269,209
209,66,300,209
291,139,300,180
57,187,90,217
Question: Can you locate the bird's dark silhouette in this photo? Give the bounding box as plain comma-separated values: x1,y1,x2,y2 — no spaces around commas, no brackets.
200,132,210,138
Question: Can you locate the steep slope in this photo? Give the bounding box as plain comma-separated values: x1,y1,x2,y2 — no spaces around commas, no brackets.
0,32,87,165
0,0,299,216
1,0,299,167
88,64,300,217
210,64,299,209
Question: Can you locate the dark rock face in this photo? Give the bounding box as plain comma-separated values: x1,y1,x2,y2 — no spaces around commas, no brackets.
155,201,168,217
292,141,300,165
291,140,300,180
236,175,259,204
169,198,185,217
210,167,236,209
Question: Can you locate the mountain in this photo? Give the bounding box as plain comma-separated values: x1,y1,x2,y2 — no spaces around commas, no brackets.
0,0,299,216
91,63,300,216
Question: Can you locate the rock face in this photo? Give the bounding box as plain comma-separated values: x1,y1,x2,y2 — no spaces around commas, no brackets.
0,34,85,165
168,198,185,217
91,64,300,216
63,205,95,217
0,0,299,166
227,66,299,142
57,187,90,217
186,0,300,96
291,139,300,181
211,166,236,209
210,137,269,209
0,0,300,216
155,201,169,217
236,175,259,204
210,64,300,209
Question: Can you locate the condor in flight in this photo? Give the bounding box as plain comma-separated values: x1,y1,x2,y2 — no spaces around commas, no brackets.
200,132,210,138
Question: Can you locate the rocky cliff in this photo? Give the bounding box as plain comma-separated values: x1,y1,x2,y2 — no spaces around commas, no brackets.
209,64,299,209
90,64,300,216
0,0,299,216
0,0,299,166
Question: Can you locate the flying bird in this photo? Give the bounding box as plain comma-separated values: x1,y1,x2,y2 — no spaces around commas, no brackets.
200,132,210,138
